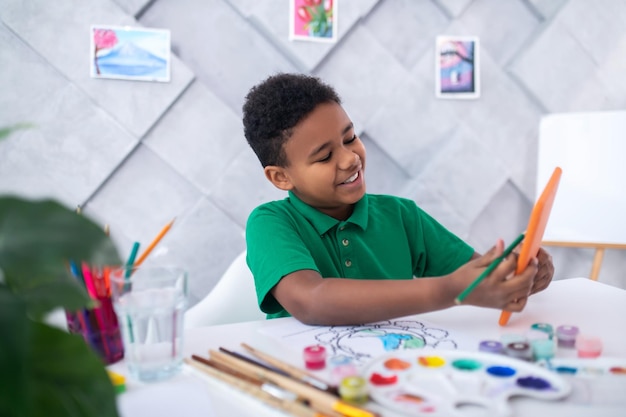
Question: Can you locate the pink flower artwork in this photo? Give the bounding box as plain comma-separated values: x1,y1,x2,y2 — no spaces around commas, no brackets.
290,0,336,42
93,28,118,75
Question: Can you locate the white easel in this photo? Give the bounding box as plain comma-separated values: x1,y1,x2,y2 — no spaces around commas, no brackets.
538,111,626,281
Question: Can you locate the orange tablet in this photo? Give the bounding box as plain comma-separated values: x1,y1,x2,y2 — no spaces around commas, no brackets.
499,167,562,326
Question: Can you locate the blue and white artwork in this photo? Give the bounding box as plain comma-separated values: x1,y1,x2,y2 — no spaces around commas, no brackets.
90,25,171,82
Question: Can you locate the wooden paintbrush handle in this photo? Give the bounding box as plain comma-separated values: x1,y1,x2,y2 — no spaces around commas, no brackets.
186,357,326,417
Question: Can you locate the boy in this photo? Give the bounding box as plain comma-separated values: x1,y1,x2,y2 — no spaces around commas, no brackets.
242,73,553,326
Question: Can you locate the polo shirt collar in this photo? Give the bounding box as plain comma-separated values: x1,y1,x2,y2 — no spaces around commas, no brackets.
288,191,369,235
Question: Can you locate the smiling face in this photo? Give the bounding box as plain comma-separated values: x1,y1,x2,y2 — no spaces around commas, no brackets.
264,101,366,220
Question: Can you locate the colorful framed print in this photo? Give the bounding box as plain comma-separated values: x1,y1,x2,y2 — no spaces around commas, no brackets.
90,25,171,82
435,36,480,99
289,0,337,43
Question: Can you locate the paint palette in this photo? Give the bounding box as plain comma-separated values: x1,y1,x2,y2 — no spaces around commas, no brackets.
361,350,571,417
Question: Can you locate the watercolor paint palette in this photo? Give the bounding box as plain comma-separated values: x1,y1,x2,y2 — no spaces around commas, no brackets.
361,350,571,417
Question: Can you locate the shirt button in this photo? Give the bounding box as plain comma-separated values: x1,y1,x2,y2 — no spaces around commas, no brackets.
340,226,345,231
342,238,349,247
345,259,352,267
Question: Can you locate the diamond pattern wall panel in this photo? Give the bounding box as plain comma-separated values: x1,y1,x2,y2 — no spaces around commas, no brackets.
1,0,195,138
2,0,625,311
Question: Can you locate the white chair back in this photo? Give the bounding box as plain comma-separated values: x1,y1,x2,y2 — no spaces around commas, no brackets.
184,250,265,328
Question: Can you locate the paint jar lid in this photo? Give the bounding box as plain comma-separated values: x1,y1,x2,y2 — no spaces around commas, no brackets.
303,345,327,369
505,341,532,360
339,376,368,401
304,345,326,360
479,340,504,354
528,323,554,340
556,325,579,339
329,354,352,367
329,355,358,385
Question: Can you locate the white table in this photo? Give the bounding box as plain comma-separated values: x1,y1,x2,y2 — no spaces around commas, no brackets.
112,278,626,417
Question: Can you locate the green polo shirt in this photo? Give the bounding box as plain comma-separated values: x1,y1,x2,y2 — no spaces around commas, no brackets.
246,192,474,319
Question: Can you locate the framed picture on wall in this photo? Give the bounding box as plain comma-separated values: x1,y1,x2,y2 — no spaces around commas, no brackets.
289,0,338,43
435,36,480,99
90,25,171,82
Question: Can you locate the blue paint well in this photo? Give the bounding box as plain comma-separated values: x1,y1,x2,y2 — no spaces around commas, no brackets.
517,376,552,390
555,366,578,374
486,366,516,377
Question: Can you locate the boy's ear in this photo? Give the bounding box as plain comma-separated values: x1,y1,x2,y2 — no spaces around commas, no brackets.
264,165,294,191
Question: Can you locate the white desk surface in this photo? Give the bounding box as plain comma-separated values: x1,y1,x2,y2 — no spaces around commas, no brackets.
112,278,626,417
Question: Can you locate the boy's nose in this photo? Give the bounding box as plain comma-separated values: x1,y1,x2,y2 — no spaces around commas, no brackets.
339,151,360,170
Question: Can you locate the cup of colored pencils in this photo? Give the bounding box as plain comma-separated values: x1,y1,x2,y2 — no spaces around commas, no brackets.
65,261,124,365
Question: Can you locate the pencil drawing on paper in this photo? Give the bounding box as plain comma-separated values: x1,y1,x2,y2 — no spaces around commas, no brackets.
281,320,459,365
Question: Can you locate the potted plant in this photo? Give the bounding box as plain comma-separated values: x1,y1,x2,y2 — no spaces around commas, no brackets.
0,124,122,417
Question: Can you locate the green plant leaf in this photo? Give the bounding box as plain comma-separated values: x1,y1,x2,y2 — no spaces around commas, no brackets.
29,322,120,417
21,280,98,318
0,288,32,417
0,196,121,319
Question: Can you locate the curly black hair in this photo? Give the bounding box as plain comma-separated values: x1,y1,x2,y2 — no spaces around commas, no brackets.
242,73,341,167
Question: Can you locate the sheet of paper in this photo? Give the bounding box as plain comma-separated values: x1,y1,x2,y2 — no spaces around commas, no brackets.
259,317,482,366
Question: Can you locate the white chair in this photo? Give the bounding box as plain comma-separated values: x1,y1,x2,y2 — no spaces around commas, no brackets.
184,250,266,328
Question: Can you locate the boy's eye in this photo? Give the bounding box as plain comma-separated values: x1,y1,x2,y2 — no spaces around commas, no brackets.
345,134,357,144
318,153,332,162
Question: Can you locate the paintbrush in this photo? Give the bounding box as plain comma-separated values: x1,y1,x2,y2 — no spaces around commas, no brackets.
218,346,290,377
186,356,333,417
241,342,337,395
209,349,379,417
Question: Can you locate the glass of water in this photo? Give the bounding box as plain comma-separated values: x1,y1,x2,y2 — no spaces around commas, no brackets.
110,265,188,382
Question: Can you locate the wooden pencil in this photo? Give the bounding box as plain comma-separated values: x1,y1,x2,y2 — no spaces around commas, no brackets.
209,349,378,417
134,218,175,267
186,357,331,417
241,343,336,394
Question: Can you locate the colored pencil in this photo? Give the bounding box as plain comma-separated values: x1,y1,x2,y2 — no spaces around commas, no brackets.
81,262,112,358
454,233,525,305
134,218,175,267
209,349,378,417
69,260,85,286
66,260,94,335
123,242,140,342
125,241,140,278
186,357,334,417
241,343,336,394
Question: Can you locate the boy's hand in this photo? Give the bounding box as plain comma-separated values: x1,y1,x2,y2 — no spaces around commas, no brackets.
531,247,554,294
454,241,536,311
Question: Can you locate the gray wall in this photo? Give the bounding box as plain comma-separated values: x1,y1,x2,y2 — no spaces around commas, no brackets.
2,0,625,308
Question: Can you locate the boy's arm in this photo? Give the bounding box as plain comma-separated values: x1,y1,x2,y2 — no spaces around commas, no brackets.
272,241,537,326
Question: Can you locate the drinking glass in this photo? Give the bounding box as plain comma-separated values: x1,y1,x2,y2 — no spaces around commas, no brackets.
110,266,188,382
